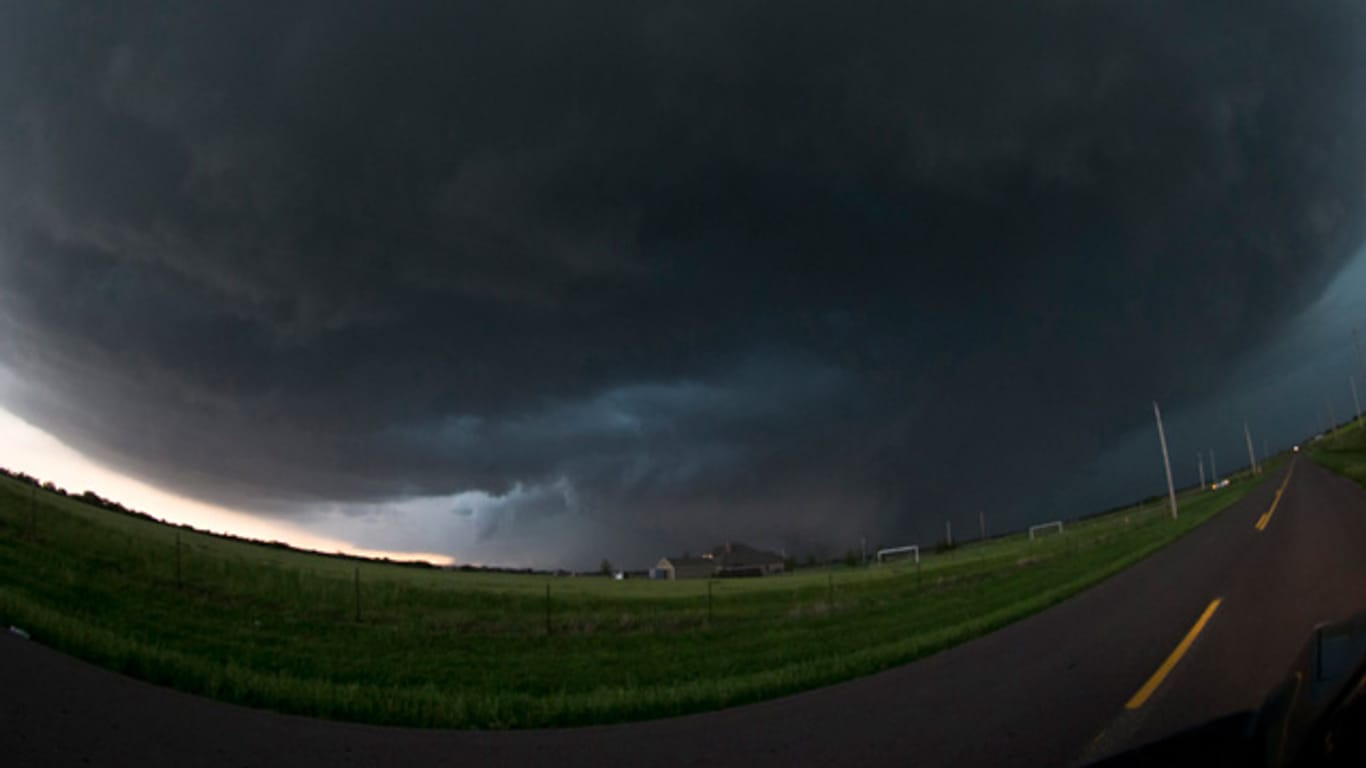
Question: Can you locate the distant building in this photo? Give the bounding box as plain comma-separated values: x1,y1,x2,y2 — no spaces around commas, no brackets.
654,542,786,580
710,542,786,578
654,556,716,580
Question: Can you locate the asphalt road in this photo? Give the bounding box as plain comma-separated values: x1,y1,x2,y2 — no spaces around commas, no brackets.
4,457,1365,767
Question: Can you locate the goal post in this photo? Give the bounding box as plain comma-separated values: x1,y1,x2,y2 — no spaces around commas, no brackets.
876,545,920,564
1029,521,1064,540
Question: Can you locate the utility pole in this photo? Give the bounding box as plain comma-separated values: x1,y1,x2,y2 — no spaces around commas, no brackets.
1154,401,1178,520
979,510,987,542
1352,375,1362,427
1355,327,1364,380
1198,454,1206,489
1244,421,1258,475
945,520,953,547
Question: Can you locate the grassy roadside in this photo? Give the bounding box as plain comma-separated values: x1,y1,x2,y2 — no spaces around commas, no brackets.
0,467,1274,729
1308,417,1366,486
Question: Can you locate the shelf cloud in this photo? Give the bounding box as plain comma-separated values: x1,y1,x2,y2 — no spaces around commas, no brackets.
2,1,1364,566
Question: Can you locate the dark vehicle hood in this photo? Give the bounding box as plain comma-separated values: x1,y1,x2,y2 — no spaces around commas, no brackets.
1092,611,1366,767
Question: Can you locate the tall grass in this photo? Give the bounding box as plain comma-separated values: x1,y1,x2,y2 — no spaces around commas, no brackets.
1309,416,1366,486
0,468,1270,728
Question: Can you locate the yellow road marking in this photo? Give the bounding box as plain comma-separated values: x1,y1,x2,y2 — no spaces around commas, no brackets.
1255,462,1296,532
1125,598,1222,709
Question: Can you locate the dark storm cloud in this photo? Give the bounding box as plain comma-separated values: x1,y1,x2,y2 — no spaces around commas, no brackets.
2,1,1365,564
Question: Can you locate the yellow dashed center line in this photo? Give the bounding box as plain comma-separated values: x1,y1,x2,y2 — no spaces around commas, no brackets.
1255,461,1296,532
1125,598,1222,710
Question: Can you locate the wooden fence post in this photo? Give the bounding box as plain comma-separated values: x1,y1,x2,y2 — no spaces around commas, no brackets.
544,582,552,636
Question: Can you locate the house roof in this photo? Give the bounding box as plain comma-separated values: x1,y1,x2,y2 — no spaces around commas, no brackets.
717,551,784,568
709,541,761,558
659,556,714,568
659,543,784,570
710,542,784,568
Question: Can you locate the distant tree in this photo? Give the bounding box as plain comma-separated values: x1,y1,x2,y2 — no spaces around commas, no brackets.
599,558,613,576
782,556,796,571
805,552,817,567
843,549,858,567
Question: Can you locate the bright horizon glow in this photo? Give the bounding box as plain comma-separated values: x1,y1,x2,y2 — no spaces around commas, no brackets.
0,405,454,566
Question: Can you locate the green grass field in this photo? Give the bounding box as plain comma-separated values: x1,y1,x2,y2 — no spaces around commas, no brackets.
0,466,1274,729
1309,416,1366,486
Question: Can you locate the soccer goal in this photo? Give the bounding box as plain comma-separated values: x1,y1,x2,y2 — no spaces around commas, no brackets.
876,544,920,564
1029,521,1064,540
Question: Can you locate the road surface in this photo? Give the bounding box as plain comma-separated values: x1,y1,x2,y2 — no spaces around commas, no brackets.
4,457,1365,766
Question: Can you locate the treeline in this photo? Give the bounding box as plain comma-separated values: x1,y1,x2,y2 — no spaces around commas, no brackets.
0,466,159,522
0,465,442,571
0,465,649,577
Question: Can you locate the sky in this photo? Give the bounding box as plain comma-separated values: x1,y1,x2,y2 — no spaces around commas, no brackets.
2,2,1365,569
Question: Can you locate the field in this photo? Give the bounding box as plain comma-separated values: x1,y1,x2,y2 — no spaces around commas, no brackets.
1310,416,1366,486
0,466,1274,729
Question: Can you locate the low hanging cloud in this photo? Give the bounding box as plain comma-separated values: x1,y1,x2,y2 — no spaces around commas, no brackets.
1,2,1364,566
